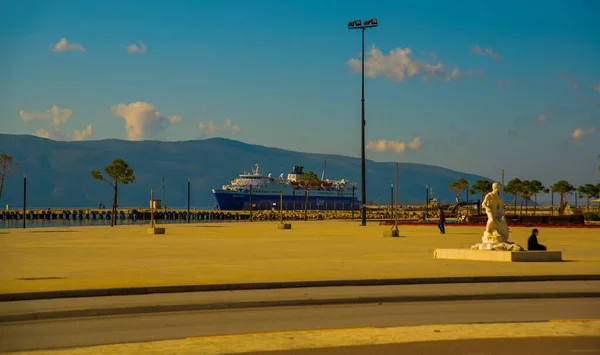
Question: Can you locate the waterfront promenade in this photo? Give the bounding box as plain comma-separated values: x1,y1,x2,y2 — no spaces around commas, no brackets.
1,221,599,295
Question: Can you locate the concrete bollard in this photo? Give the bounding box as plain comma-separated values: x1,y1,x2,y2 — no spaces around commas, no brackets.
147,227,166,234
277,222,292,229
383,229,400,237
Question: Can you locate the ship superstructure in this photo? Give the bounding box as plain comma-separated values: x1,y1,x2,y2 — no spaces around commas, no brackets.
212,163,358,210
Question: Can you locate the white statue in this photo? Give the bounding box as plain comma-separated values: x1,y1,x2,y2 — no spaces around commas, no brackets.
472,182,523,251
482,182,509,243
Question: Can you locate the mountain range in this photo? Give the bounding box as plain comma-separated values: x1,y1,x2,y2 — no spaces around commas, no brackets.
0,134,491,208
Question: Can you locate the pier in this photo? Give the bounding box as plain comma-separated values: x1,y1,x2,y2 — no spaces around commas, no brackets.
0,208,250,222
0,206,591,225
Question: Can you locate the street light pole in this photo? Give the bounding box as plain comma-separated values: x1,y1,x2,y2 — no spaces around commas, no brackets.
426,185,429,219
351,184,355,219
187,177,190,223
466,182,469,218
390,182,393,210
360,26,366,227
23,172,26,229
161,176,166,210
348,18,378,227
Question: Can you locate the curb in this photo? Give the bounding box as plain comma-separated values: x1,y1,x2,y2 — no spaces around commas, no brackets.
1,291,599,323
2,274,600,302
378,222,600,229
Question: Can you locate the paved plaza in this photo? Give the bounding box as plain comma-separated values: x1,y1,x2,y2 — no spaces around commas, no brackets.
1,221,599,295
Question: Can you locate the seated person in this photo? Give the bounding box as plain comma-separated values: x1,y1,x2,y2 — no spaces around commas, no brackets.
528,228,547,251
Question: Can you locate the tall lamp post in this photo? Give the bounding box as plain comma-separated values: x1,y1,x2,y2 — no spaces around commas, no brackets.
161,176,166,210
390,181,394,210
187,177,191,223
348,18,378,227
23,172,27,229
425,185,429,220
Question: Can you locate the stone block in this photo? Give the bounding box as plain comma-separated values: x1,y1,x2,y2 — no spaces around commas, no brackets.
147,227,165,235
433,248,562,262
277,223,292,230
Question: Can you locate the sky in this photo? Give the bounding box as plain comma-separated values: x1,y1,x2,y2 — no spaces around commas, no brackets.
1,0,599,188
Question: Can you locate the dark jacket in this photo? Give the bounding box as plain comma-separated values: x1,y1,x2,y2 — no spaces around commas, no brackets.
528,234,539,250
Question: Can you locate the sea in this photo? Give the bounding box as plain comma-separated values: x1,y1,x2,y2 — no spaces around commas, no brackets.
0,205,220,230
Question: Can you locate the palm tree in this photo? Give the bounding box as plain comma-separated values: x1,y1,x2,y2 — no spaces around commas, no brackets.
551,180,575,216
469,179,493,202
542,188,550,214
578,184,600,212
521,180,533,216
449,178,469,212
597,183,600,213
92,158,136,227
527,180,547,216
505,178,524,215
0,154,18,203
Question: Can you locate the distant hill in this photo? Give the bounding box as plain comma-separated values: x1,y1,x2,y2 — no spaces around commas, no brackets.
0,134,492,208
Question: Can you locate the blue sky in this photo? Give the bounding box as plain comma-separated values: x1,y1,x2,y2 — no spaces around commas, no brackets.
1,0,599,187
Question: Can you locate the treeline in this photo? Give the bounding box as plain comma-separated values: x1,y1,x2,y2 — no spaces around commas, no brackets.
448,178,600,215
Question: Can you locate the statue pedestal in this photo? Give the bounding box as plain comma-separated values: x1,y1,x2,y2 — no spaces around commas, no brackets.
433,249,562,262
433,183,562,262
471,242,523,251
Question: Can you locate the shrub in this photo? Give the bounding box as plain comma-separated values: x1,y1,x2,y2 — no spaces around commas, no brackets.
583,212,600,221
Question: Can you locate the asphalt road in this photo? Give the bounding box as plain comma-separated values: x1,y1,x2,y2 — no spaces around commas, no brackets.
245,337,600,355
3,281,599,320
1,298,598,353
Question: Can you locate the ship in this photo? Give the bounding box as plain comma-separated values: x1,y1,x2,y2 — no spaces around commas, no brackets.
211,163,359,211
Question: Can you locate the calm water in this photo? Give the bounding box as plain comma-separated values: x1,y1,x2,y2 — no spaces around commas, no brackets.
0,218,236,229
0,205,227,229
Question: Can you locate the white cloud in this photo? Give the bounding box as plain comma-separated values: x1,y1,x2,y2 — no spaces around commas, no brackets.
33,128,51,139
407,136,421,150
366,137,421,153
347,46,482,83
169,115,183,124
32,124,93,141
122,41,147,53
198,121,217,134
199,119,241,136
72,124,93,141
592,81,600,92
111,102,182,140
20,104,72,125
51,38,85,52
571,126,596,143
470,46,503,62
557,72,581,91
497,79,514,86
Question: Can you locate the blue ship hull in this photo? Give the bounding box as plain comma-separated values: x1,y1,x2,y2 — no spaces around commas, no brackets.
213,191,358,211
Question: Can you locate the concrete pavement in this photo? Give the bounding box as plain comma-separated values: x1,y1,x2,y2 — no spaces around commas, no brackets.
1,222,599,298
1,281,599,322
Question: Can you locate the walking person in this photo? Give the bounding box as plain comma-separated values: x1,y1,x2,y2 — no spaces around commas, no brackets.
438,207,446,234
